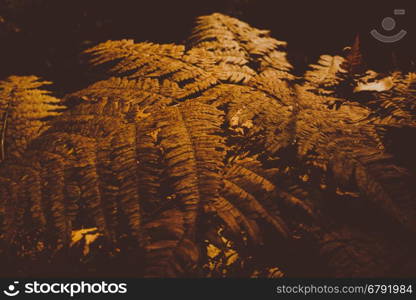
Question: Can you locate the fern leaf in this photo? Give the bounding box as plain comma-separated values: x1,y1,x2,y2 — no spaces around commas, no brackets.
197,73,295,154
304,55,347,95
1,13,415,278
136,101,226,276
368,72,416,127
0,76,64,161
223,157,289,238
69,77,184,114
0,110,143,257
86,40,218,97
303,124,416,233
189,13,292,76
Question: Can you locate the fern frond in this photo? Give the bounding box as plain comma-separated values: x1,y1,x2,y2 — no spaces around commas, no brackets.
189,13,292,77
222,157,289,239
248,70,296,105
68,77,184,114
86,40,218,97
301,124,416,233
0,110,143,261
2,13,415,278
328,146,416,232
367,72,416,127
197,72,295,154
286,84,416,233
304,55,347,94
136,101,226,276
0,76,64,161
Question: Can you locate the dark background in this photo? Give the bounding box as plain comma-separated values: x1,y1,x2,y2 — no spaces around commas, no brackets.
0,0,415,95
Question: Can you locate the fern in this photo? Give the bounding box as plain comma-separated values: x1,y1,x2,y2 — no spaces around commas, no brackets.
86,39,258,96
1,13,416,278
304,54,347,97
86,40,218,97
136,101,226,276
0,97,142,261
68,77,183,114
368,72,416,127
197,70,295,155
189,13,292,77
0,76,64,161
222,156,289,240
